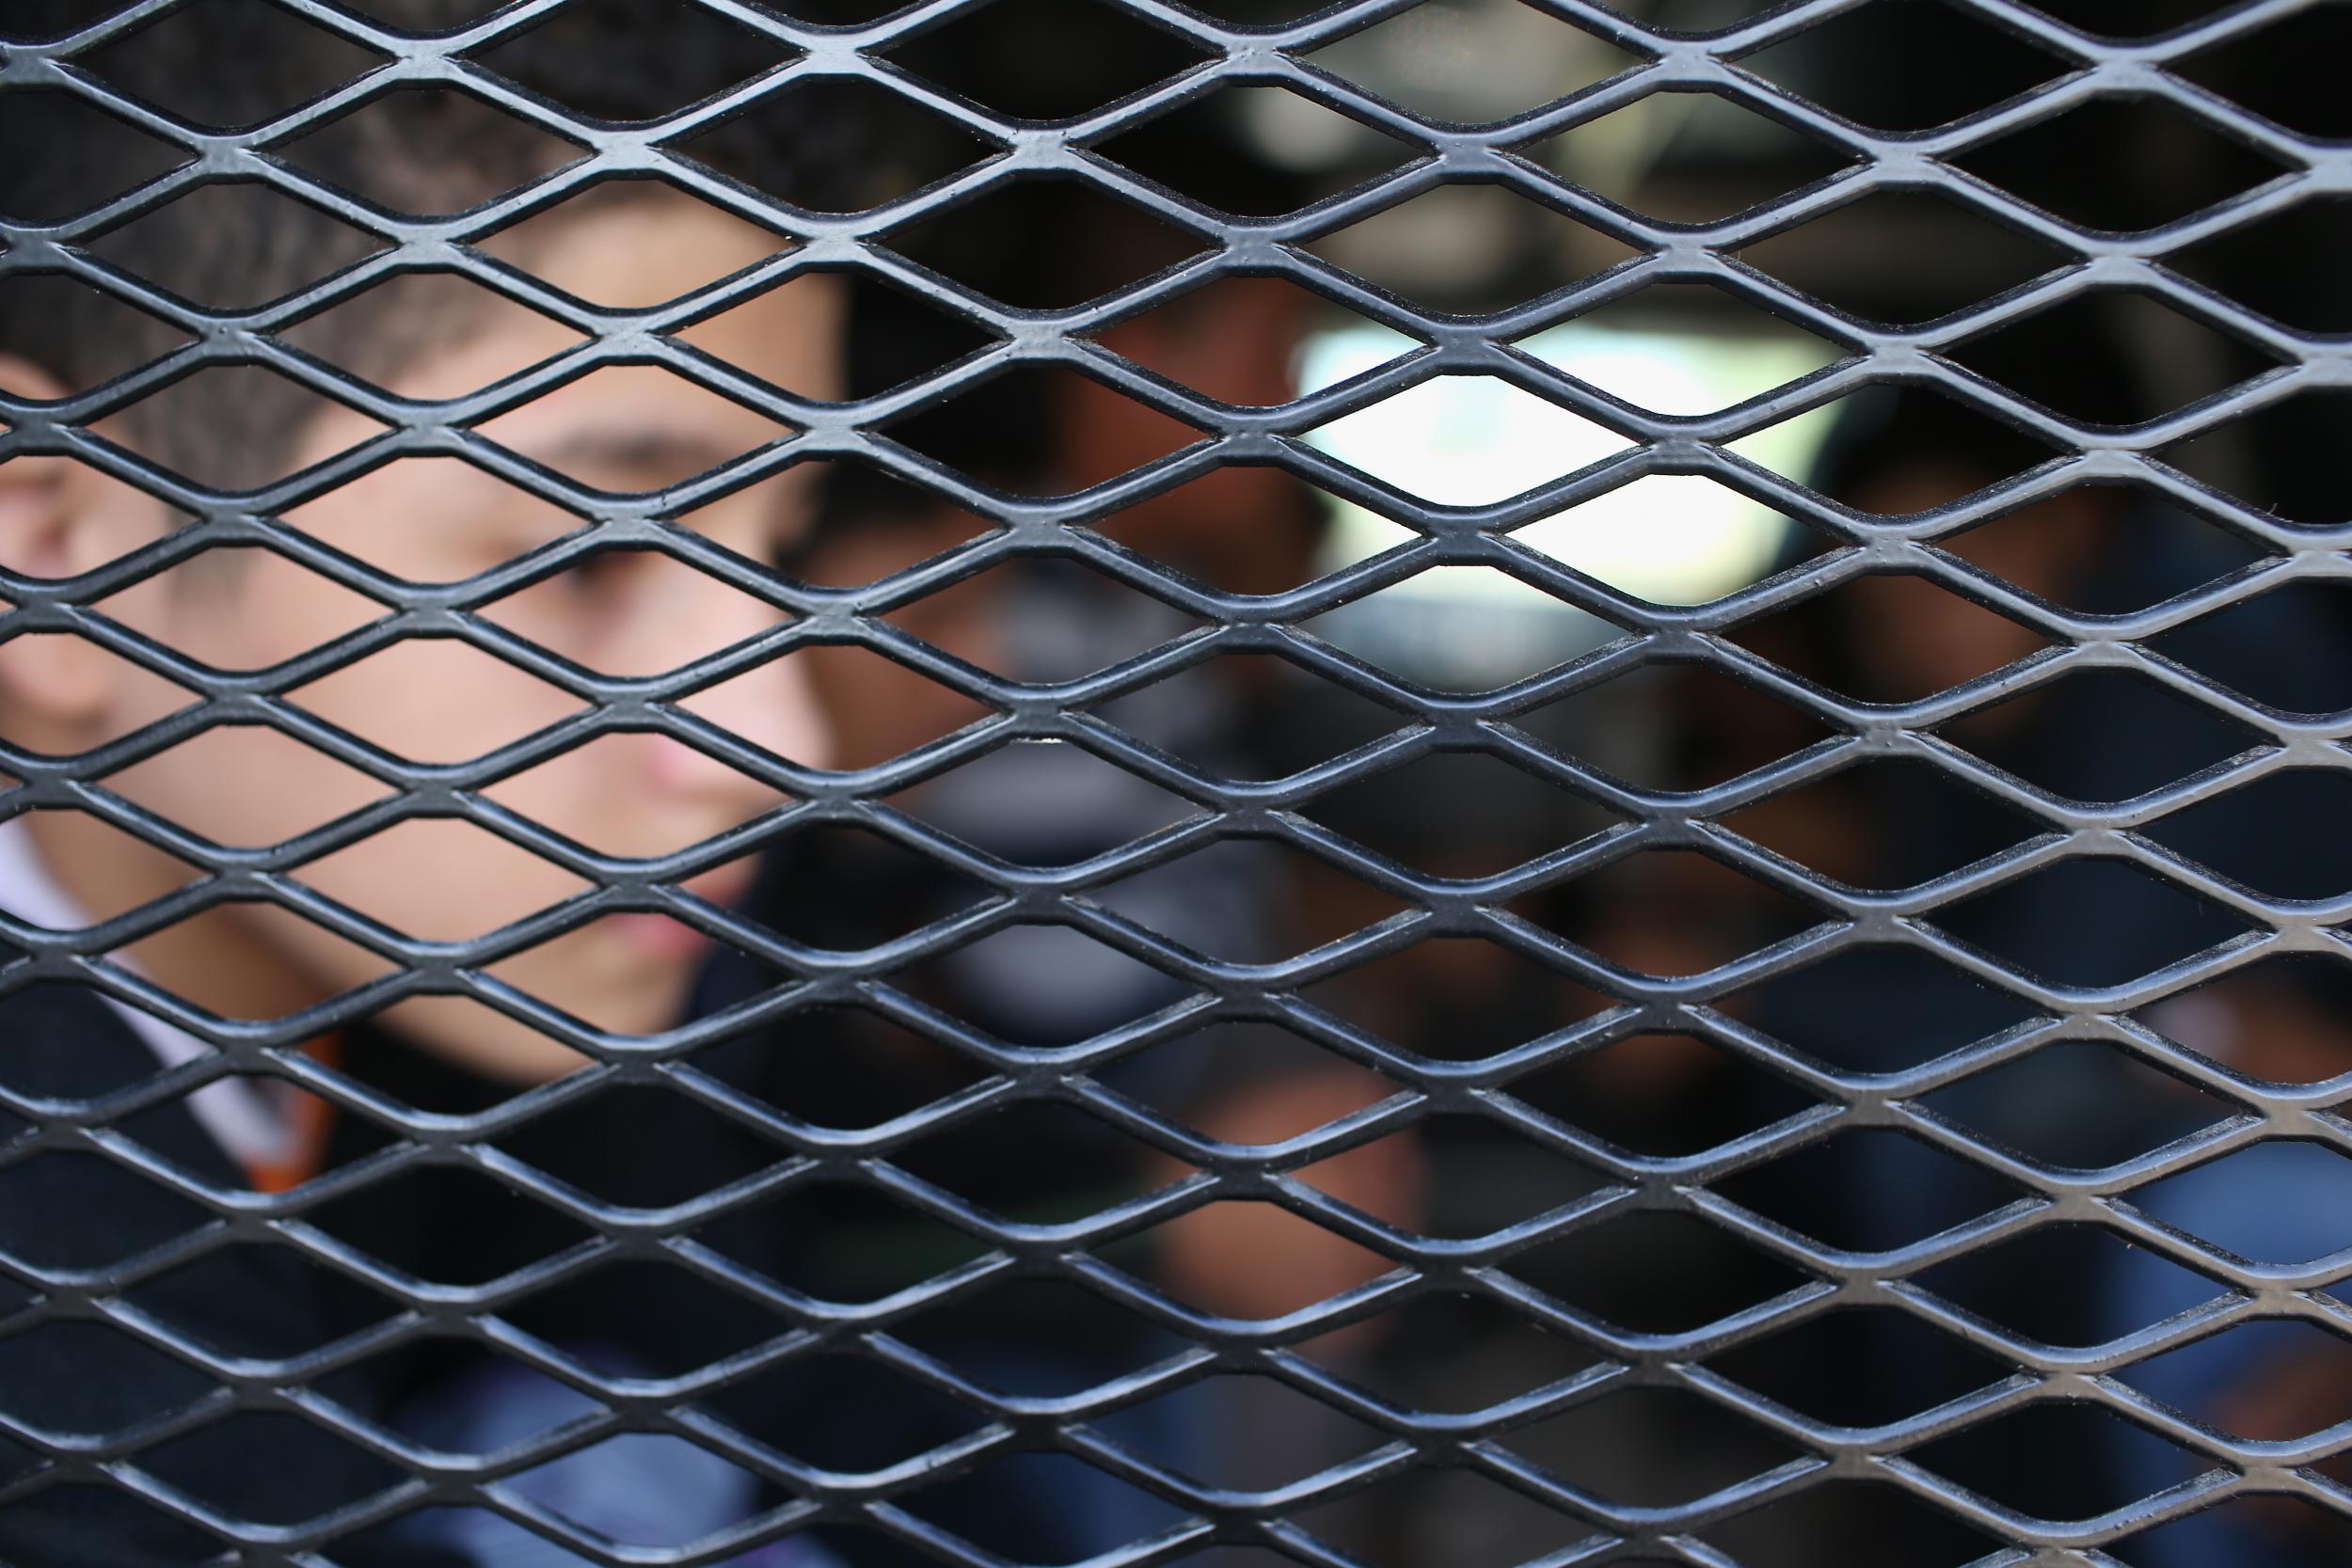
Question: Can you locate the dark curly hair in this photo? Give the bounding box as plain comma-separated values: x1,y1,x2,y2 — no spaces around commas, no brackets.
0,0,862,493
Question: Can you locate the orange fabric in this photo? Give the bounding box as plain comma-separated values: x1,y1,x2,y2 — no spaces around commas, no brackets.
242,1033,344,1195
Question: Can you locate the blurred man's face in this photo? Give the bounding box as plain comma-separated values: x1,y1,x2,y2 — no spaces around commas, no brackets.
5,194,839,1080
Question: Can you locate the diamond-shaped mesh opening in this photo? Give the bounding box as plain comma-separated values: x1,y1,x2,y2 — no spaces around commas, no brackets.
1106,836,1412,964
1509,1211,1811,1334
1511,474,1824,607
1736,187,2076,326
1531,281,1850,415
715,1352,986,1471
1093,651,1406,783
1526,665,1831,800
280,270,587,393
1909,1402,2207,1522
2129,1140,2352,1264
98,546,381,671
1722,758,2038,891
85,0,386,132
292,817,592,942
892,739,1198,867
499,1259,786,1378
491,1081,775,1208
1307,749,1617,879
123,1239,402,1359
1741,0,2068,133
1950,95,2290,235
2173,4,2352,140
82,181,389,311
2122,1319,2352,1439
743,825,988,949
1735,384,2058,513
883,175,1214,310
1938,667,2261,803
1529,89,1862,226
0,1151,213,1269
471,0,798,123
479,546,793,678
1931,858,2252,990
1505,1385,1803,1506
1316,1113,1596,1240
2152,579,2352,717
1503,1032,1822,1157
1097,274,1398,406
1291,1462,1587,1568
897,1099,1188,1223
2117,1496,2352,1567
1308,375,1635,506
119,365,389,492
1304,0,1645,128
1304,935,1616,1063
470,178,797,307
0,1319,216,1435
1707,1307,2013,1427
1949,288,2283,428
0,90,191,224
1912,1222,2220,1347
1099,1371,1390,1491
288,641,580,768
889,0,1212,123
310,1163,593,1286
701,1184,997,1307
672,75,999,212
1604,0,1781,26
0,276,189,396
689,271,999,400
1522,847,1826,977
1716,1129,2026,1252
884,560,1197,682
2165,387,2352,525
1732,945,2043,1072
274,87,589,217
139,1409,407,1527
1146,1198,1399,1318
738,1006,993,1130
1937,483,2269,614
470,365,795,492
1736,572,2049,705
1297,1291,1598,1412
103,723,388,847
1701,1480,2002,1567
1304,182,1643,317
2141,768,2352,900
2166,194,2352,335
1099,83,1419,218
2136,953,2352,1085
1118,1022,1400,1139
1923,1040,2229,1168
905,1449,1190,1566
777,643,995,771
898,1275,1181,1397
893,922,1192,1047
1303,565,1620,693
891,363,1203,497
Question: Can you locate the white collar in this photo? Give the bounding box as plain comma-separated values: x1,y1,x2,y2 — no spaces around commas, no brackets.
0,814,291,1169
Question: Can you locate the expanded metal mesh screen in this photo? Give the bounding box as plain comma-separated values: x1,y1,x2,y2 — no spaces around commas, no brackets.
4,0,2352,1564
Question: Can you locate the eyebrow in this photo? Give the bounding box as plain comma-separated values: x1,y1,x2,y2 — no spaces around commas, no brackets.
526,428,761,490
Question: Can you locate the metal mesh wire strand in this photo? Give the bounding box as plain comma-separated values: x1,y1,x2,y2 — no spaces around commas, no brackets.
3,0,2352,1563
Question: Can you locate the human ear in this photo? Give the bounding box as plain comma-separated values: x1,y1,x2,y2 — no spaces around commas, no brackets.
0,354,179,740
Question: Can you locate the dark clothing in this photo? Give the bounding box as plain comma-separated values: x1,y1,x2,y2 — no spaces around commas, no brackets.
0,969,471,1568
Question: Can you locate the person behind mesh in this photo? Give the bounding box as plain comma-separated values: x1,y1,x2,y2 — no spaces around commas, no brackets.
0,4,872,1563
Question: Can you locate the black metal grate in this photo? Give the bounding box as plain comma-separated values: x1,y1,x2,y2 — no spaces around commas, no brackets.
4,0,2352,1563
